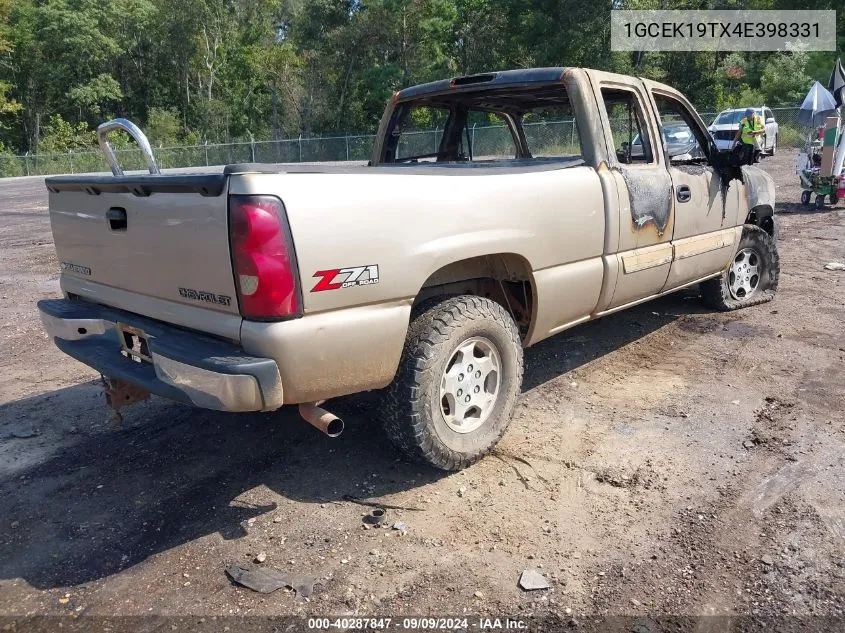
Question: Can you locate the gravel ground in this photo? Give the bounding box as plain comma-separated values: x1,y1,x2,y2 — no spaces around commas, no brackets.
0,152,843,631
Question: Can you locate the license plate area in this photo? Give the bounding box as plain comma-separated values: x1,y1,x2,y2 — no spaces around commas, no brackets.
117,323,152,364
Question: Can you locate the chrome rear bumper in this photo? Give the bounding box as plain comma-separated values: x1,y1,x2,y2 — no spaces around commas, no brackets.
38,299,284,412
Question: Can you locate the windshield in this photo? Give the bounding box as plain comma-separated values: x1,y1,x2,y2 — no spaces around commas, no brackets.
663,124,693,144
713,109,761,125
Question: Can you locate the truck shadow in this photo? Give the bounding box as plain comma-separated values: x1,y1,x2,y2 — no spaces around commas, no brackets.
0,290,715,590
776,200,841,217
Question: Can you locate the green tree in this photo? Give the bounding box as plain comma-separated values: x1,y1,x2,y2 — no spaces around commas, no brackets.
67,73,124,116
38,114,95,153
0,0,21,121
760,48,812,105
146,106,182,145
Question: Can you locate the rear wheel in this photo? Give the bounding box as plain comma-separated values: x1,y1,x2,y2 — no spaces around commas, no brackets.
700,225,779,311
815,194,825,210
379,295,523,471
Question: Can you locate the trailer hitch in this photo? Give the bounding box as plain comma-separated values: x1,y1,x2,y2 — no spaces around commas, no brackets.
102,376,150,422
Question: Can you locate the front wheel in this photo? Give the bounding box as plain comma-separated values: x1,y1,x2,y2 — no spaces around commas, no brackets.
800,190,811,205
378,295,523,471
700,225,780,311
815,194,825,210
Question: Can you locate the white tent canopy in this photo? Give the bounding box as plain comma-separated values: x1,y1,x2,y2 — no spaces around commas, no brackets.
798,81,838,127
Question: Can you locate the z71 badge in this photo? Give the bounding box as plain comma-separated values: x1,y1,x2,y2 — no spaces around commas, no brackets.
312,265,379,292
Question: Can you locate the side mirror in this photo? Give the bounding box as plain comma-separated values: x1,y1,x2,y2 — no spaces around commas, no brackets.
766,118,775,124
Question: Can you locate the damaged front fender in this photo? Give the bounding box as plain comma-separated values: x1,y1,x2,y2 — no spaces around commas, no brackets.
740,165,776,213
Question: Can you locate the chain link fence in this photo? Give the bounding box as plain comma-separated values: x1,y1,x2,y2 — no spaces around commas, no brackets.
0,107,807,178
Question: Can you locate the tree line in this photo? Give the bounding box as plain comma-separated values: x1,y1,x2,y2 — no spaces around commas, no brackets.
0,0,842,156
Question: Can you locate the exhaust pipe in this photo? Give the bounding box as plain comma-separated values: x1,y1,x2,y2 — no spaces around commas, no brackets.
298,402,344,437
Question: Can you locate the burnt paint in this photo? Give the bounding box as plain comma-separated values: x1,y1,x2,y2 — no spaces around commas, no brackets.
671,162,775,225
616,167,673,234
739,165,776,211
676,164,730,223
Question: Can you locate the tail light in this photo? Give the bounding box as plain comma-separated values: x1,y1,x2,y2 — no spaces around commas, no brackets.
229,195,301,320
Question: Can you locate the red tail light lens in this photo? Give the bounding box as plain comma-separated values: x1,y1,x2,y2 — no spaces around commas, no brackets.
229,195,301,319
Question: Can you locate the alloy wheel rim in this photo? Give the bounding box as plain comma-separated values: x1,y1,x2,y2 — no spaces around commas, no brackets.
439,336,501,434
728,248,761,300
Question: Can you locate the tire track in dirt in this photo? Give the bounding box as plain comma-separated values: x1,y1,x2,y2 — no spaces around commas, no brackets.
586,394,845,624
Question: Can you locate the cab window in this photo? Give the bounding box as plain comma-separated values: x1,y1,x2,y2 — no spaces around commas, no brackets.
521,105,581,158
466,111,519,160
599,88,654,164
652,94,710,164
390,105,451,163
381,86,582,165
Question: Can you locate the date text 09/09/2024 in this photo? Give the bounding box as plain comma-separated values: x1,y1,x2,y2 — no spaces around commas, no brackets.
307,617,529,630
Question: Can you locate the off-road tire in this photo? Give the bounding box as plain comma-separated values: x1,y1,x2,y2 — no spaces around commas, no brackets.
700,224,779,311
378,295,523,471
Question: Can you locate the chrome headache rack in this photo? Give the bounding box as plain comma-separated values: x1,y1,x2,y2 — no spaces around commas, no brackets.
97,118,161,176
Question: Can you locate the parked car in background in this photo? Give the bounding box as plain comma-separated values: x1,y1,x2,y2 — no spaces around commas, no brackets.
629,121,706,161
709,107,778,155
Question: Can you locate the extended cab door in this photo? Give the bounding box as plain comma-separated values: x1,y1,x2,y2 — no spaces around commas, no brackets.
643,84,743,290
588,72,674,310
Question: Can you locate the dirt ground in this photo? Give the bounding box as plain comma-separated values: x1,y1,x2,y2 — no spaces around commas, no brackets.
0,152,843,631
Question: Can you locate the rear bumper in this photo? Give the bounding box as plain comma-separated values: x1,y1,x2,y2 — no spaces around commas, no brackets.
37,299,284,412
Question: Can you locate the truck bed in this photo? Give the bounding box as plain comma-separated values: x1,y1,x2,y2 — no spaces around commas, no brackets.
222,156,584,176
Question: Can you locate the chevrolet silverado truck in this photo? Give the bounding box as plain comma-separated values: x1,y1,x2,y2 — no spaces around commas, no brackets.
38,68,779,471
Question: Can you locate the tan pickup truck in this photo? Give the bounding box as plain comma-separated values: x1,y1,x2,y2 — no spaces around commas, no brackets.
38,67,779,470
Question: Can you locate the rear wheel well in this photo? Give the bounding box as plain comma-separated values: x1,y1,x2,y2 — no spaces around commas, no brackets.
745,205,776,238
414,254,534,342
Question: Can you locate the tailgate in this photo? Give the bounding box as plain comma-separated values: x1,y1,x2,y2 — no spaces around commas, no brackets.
45,174,242,338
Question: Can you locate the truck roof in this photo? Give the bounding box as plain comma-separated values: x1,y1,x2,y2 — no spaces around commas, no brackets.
395,67,570,101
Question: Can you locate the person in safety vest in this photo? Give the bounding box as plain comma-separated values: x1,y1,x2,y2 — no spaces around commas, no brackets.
733,108,764,163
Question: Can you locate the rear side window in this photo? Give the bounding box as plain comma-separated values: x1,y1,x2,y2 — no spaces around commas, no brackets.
599,87,654,164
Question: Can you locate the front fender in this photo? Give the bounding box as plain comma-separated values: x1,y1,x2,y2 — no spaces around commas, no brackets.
741,166,776,212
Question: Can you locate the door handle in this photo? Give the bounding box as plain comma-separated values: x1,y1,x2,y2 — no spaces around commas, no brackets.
106,207,127,231
676,185,691,203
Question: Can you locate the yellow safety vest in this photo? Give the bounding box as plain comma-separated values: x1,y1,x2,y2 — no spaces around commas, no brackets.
740,114,763,145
